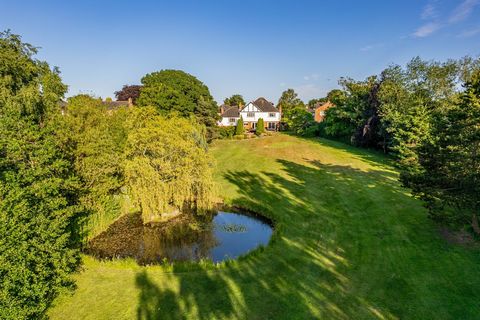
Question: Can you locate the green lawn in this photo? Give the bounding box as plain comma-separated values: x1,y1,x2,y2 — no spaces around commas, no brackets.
49,134,480,319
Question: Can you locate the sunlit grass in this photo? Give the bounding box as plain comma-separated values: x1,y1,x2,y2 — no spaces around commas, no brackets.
50,134,480,319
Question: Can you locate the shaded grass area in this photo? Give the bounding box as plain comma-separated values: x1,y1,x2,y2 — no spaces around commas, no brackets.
50,134,480,319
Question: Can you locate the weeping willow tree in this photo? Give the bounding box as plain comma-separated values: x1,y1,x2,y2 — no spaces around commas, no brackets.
124,107,215,222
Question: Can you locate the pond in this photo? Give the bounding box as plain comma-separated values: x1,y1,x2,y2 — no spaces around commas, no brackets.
86,210,273,264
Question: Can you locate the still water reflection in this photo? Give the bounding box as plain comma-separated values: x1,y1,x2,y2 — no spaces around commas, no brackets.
86,210,273,264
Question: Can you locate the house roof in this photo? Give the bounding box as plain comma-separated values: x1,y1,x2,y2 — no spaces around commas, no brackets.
252,97,278,112
103,101,130,109
314,101,333,111
221,106,240,118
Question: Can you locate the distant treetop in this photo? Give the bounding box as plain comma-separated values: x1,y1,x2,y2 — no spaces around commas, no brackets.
114,84,142,104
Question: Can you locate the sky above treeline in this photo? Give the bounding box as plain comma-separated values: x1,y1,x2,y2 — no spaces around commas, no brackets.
1,0,479,104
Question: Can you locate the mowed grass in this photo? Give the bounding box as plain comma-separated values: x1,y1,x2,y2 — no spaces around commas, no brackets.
49,134,480,319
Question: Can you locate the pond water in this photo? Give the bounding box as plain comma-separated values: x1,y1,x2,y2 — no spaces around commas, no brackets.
86,210,273,264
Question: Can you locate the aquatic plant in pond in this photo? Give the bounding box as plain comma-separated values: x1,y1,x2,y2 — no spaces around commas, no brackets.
86,210,273,264
218,223,247,233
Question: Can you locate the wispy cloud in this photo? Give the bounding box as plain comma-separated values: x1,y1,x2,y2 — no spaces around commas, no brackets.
457,26,480,37
412,0,479,38
360,43,384,52
360,45,375,52
449,0,479,23
303,73,319,81
421,2,438,20
293,84,326,100
413,22,441,37
413,1,442,38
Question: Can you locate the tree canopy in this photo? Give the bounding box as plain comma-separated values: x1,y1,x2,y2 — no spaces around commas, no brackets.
124,107,215,222
137,69,219,128
114,84,142,104
277,88,306,129
402,69,480,234
0,30,82,319
224,94,245,107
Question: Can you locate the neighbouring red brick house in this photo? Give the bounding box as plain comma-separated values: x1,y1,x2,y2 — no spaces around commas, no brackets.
309,101,333,122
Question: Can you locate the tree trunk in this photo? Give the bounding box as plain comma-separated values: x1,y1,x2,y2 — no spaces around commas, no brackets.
472,213,480,235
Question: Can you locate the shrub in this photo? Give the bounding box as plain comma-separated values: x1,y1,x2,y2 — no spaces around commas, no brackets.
235,117,244,135
256,118,265,135
216,126,236,139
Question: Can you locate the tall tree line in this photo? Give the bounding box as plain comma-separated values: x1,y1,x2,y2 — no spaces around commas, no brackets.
318,56,480,233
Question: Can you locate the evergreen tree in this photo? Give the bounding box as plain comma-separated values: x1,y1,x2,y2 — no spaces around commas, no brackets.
235,116,244,135
402,69,480,234
256,118,265,135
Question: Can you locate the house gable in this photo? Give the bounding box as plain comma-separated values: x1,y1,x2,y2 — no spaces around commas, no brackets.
240,102,260,113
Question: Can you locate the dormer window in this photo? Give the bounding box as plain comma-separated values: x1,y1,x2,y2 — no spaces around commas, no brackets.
269,113,276,117
247,112,254,117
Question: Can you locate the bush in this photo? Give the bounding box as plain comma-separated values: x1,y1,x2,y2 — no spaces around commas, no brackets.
216,126,236,139
256,118,265,135
235,117,244,135
303,124,319,137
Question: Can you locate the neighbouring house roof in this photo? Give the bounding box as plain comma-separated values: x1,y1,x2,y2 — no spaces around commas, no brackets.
308,101,333,113
103,100,131,110
221,106,240,118
315,101,333,111
252,97,279,112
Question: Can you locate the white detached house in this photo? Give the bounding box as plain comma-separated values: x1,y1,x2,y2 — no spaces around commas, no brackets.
219,97,281,131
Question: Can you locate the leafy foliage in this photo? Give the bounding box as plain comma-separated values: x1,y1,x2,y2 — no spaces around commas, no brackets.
114,84,142,104
321,57,477,161
223,94,245,107
216,126,236,139
288,108,314,136
318,56,480,231
58,95,128,238
235,116,244,135
402,70,480,233
277,89,305,128
307,98,327,109
137,70,219,128
0,30,81,319
256,118,265,135
124,107,215,222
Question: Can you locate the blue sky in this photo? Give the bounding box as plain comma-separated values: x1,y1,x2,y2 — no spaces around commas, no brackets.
1,0,479,103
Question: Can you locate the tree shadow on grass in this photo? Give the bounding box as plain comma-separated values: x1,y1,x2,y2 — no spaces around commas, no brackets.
136,266,237,320
136,271,182,320
222,158,445,319
135,155,479,319
290,133,396,170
